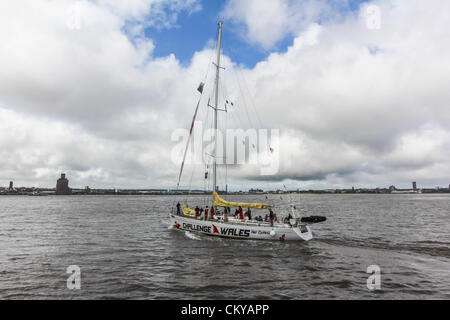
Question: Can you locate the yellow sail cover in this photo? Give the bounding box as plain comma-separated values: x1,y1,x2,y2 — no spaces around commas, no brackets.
183,204,196,216
214,192,268,209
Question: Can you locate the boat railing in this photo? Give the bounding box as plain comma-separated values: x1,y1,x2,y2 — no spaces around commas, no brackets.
176,213,292,228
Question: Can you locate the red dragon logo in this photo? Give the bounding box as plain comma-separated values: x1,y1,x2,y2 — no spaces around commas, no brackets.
212,224,219,234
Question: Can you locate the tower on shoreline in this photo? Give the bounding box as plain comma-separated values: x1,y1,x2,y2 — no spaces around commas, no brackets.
56,173,72,195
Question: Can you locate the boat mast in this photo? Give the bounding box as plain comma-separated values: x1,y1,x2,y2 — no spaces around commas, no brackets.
213,21,223,195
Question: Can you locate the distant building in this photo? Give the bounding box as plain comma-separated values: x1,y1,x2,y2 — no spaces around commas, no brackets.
9,181,13,190
412,181,417,190
389,185,396,191
249,188,264,193
56,173,72,195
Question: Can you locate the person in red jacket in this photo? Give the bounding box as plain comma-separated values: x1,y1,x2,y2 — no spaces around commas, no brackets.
269,208,274,227
210,206,214,220
195,206,200,218
235,206,243,219
204,206,209,220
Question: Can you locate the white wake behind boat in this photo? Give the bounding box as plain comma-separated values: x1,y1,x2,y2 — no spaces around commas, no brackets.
169,21,325,241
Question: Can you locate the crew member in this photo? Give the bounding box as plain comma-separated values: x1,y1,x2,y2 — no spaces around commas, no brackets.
195,206,200,218
233,207,243,219
210,206,215,220
269,209,274,227
224,207,229,222
176,202,181,215
285,213,293,225
245,208,252,220
204,206,209,220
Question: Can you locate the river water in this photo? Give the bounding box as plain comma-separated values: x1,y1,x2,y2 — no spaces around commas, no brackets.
0,194,449,299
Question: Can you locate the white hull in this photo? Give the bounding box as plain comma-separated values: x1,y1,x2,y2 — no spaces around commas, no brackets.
169,214,313,241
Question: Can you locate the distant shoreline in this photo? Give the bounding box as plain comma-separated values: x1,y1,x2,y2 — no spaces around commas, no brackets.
1,189,450,196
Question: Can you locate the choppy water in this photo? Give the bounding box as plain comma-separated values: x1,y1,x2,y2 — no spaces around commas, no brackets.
0,194,449,299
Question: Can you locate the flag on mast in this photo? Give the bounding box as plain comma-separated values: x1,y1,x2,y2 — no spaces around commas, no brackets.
197,82,204,93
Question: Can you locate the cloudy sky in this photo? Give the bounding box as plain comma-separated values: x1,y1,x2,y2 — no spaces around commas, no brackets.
1,0,449,191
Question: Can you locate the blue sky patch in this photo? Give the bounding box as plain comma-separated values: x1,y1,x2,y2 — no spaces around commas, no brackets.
144,0,369,68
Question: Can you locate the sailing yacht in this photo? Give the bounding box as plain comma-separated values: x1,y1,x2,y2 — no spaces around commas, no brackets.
169,21,325,241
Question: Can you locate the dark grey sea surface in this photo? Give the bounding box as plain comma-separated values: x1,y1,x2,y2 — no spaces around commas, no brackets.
0,194,449,299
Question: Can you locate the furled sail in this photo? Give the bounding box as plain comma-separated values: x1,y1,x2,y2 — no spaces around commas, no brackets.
183,204,196,217
213,192,268,209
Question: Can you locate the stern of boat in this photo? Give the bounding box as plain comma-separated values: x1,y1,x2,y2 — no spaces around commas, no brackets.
293,223,313,241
